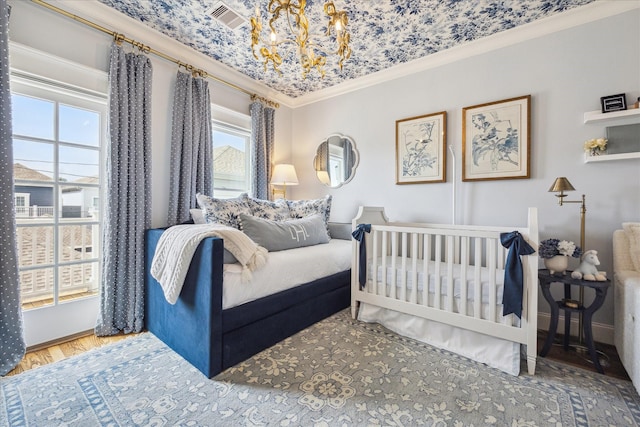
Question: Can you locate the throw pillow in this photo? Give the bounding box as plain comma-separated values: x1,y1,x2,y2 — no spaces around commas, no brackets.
247,196,290,221
287,195,332,229
239,213,329,251
622,222,640,271
196,193,251,230
190,208,206,225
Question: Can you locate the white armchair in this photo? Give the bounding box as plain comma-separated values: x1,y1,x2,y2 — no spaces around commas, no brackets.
613,223,640,395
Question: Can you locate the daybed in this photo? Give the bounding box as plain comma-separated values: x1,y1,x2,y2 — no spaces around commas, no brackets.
145,194,351,378
351,206,539,375
613,223,640,395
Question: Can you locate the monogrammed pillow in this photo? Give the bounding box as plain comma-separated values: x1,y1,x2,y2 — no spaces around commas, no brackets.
239,213,329,252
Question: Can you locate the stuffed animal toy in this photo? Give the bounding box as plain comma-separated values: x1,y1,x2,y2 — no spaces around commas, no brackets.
571,250,607,281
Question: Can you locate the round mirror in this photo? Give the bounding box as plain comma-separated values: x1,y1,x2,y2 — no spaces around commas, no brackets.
313,133,359,188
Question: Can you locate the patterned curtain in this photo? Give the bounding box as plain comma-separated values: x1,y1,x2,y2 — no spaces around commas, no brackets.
95,43,152,336
0,1,26,376
250,101,275,200
315,141,329,172
167,72,213,225
343,142,353,181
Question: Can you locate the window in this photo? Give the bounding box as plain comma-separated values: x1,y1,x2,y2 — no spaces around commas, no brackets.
212,121,250,198
14,193,30,217
11,76,106,309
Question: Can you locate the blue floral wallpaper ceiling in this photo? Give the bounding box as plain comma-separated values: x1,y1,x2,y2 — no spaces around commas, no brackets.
97,0,595,98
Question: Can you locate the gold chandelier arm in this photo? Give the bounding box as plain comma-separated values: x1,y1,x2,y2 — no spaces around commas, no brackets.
337,31,351,70
251,0,350,78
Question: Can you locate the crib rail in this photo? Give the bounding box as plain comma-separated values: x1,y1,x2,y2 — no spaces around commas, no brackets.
365,225,509,321
351,206,539,374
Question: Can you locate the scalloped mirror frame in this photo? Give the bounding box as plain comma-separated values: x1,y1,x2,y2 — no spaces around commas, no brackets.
313,133,359,188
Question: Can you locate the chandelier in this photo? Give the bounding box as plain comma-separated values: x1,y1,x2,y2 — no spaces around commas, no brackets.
250,1,351,79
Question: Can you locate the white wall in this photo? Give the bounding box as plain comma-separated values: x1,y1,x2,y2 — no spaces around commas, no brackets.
289,9,640,329
7,0,293,228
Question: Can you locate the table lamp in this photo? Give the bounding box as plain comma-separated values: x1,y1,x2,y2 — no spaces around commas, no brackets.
271,164,299,199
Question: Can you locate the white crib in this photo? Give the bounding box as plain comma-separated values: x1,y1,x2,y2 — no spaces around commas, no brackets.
351,207,539,375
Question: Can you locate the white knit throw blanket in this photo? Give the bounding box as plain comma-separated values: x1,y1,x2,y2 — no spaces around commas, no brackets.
150,224,268,304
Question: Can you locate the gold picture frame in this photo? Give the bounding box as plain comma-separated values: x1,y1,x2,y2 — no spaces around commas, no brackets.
395,111,447,184
462,95,531,182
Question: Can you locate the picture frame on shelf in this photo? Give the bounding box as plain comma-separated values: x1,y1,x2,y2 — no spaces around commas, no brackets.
462,95,531,182
600,93,627,113
395,111,447,184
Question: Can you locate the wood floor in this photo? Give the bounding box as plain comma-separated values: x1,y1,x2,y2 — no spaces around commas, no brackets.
536,331,630,381
5,330,632,381
5,333,130,377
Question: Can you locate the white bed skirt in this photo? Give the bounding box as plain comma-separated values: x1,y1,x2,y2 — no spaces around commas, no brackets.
358,303,521,376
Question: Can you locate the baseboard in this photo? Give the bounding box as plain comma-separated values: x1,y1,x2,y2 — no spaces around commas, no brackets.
537,312,615,346
25,329,94,352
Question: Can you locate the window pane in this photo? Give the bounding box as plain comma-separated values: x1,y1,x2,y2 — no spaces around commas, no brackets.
59,104,100,147
60,225,99,262
213,129,247,194
20,269,54,309
13,184,54,221
59,263,99,300
11,94,55,140
13,139,54,181
59,145,99,183
16,226,54,267
59,184,100,220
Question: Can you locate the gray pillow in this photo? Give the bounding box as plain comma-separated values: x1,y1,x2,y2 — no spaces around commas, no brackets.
239,213,329,251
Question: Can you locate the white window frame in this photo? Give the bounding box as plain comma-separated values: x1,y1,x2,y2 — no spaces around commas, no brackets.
212,120,251,198
14,192,30,217
11,73,107,308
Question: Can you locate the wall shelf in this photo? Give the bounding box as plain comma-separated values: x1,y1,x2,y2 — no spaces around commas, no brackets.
583,106,640,163
584,151,640,163
584,108,640,123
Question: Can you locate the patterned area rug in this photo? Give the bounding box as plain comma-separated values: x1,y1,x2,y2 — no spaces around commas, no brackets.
2,310,639,426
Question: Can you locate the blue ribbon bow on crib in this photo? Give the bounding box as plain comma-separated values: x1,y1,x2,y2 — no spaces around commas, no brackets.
352,224,371,289
500,231,535,318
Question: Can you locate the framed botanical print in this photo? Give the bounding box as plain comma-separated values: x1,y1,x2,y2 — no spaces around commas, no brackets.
462,95,531,182
396,111,447,184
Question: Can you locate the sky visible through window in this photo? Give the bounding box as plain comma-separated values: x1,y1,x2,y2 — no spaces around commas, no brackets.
12,93,100,182
213,129,245,151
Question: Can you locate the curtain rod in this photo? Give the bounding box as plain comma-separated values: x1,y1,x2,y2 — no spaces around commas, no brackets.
30,0,280,109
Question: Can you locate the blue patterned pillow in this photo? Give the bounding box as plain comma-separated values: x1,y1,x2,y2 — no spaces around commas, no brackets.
247,196,290,221
287,195,332,230
196,193,251,229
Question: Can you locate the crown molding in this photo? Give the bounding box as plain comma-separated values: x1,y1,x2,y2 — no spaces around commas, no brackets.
48,0,285,105
288,0,640,108
32,0,640,109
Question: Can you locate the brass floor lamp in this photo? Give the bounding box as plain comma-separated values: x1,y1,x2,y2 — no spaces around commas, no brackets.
548,177,586,344
548,177,609,367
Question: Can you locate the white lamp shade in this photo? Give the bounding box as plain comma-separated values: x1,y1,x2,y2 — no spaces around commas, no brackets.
271,164,299,186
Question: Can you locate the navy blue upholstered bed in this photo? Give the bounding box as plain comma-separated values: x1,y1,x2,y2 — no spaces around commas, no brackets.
145,228,351,378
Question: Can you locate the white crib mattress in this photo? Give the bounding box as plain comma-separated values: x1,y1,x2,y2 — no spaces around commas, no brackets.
222,239,351,309
368,256,506,303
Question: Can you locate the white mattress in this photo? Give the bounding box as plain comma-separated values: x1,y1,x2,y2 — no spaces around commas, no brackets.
222,239,351,309
369,256,506,303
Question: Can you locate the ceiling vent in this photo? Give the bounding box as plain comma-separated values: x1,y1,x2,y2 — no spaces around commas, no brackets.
206,2,247,31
